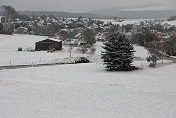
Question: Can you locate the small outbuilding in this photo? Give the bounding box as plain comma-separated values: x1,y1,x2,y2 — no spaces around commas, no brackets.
35,38,62,51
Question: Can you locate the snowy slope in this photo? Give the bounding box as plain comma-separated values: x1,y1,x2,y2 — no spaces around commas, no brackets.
0,34,149,66
96,19,142,26
0,63,176,118
0,34,176,118
96,19,176,27
133,44,149,59
0,34,87,66
163,20,176,26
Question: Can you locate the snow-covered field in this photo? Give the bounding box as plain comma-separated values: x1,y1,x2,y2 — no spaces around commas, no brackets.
163,20,176,26
97,19,176,26
0,34,88,66
0,62,176,118
0,34,149,66
0,34,176,118
96,19,143,26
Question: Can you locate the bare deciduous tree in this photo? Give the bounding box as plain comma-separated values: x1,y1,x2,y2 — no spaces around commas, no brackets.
81,28,96,45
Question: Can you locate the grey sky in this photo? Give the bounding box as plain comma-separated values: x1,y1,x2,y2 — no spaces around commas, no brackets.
0,0,175,12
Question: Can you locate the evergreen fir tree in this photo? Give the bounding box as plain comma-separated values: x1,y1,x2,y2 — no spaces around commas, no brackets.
101,33,136,71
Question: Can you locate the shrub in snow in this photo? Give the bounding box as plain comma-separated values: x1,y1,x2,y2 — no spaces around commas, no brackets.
146,54,158,68
81,28,96,45
101,33,136,71
17,47,23,51
81,47,88,54
25,47,35,52
77,47,88,54
89,46,96,54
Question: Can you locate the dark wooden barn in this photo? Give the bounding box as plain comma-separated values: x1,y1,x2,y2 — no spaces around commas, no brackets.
35,38,62,51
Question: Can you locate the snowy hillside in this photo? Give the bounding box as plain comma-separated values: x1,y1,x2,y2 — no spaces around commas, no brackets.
1,34,176,118
163,20,176,26
0,62,176,118
133,44,149,59
96,19,142,26
96,19,176,27
0,34,87,66
0,34,149,67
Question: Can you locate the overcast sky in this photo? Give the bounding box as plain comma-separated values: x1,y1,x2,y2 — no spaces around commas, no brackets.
0,0,175,12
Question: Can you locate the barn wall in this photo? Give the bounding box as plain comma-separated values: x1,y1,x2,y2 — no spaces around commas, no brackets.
35,40,62,51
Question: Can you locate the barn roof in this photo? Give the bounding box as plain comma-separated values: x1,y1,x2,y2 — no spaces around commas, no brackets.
37,38,62,43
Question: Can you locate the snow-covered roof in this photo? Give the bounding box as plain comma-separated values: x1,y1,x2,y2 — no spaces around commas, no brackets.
74,33,82,38
17,27,28,30
60,29,69,32
48,38,62,42
38,38,62,42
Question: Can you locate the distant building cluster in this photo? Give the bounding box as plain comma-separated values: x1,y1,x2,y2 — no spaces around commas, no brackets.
0,8,176,55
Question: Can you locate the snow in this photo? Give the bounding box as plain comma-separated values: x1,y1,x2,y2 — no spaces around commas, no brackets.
133,44,149,59
0,34,176,118
96,18,176,27
0,62,176,118
39,38,62,42
163,20,176,26
0,34,149,66
0,34,87,66
96,19,144,26
74,33,82,38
